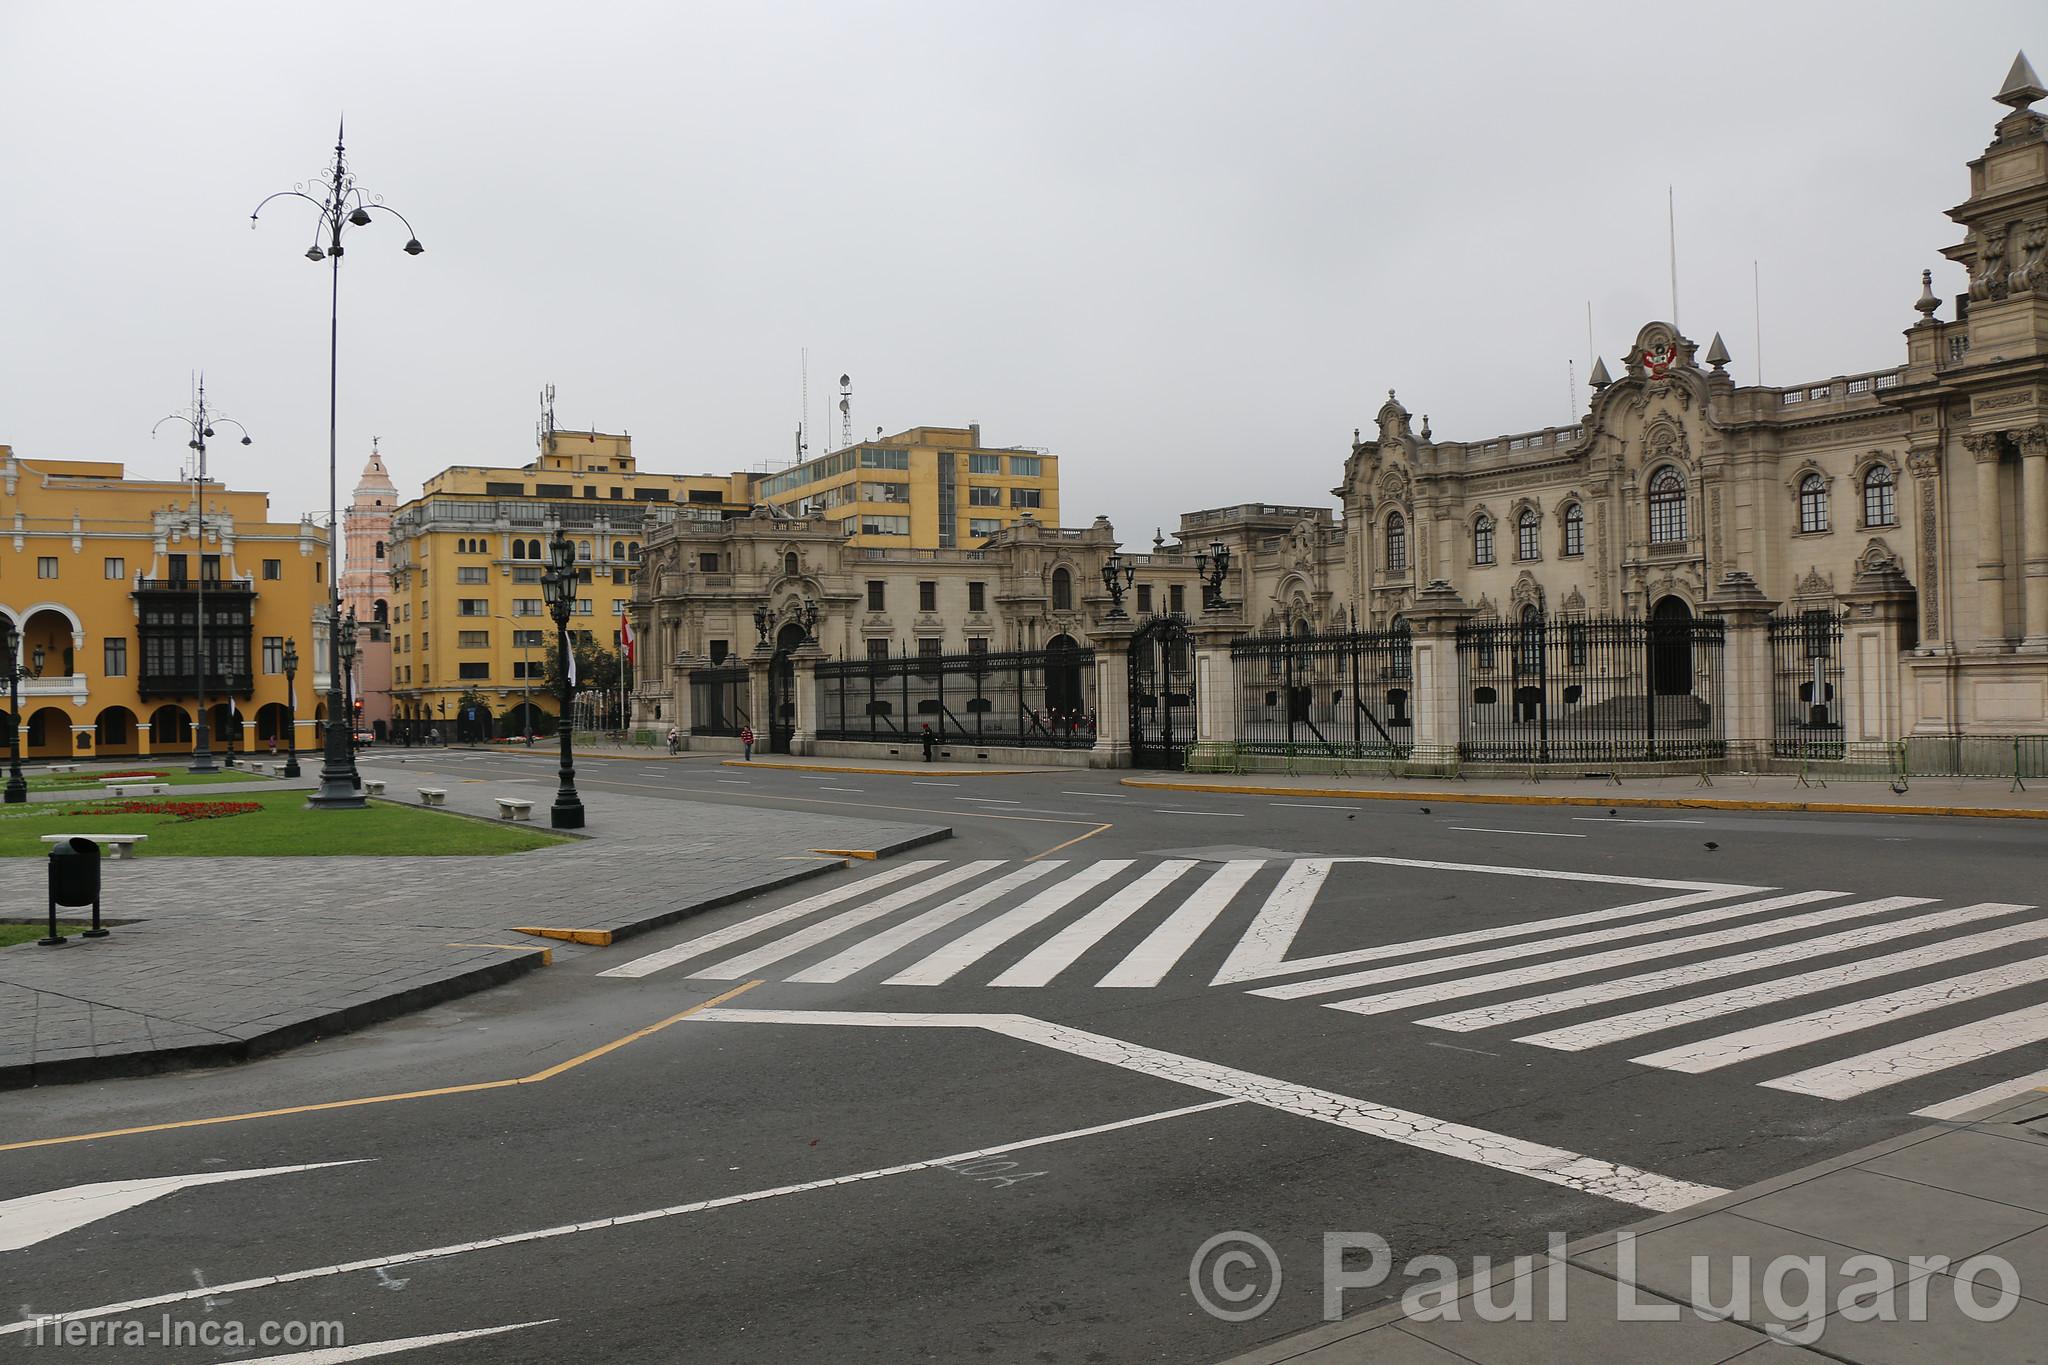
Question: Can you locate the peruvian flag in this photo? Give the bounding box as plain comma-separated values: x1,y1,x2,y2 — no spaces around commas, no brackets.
620,611,636,670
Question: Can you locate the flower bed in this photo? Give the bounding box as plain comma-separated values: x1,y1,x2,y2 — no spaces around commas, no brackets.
61,799,262,823
98,770,168,780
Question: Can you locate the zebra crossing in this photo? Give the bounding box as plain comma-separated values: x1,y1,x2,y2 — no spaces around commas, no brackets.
600,855,2048,1112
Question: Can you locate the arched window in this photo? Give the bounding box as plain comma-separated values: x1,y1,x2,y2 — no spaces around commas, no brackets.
1516,509,1540,562
375,540,385,560
1518,603,1544,673
577,540,591,561
1863,465,1897,527
1562,503,1584,557
527,539,542,560
1798,473,1829,534
373,599,389,623
1385,512,1407,573
1051,566,1073,611
511,540,526,560
628,542,640,560
614,541,625,561
783,551,799,578
1647,466,1687,544
1473,514,1495,566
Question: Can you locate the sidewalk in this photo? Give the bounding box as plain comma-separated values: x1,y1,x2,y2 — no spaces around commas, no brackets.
1228,1086,2048,1363
1127,770,2048,820
0,763,947,1087
718,755,1045,776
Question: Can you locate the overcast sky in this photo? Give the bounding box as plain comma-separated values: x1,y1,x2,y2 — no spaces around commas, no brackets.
3,3,2040,540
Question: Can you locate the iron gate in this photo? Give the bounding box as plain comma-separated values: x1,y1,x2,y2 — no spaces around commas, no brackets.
1130,615,1195,769
1769,609,1846,759
1231,624,1412,758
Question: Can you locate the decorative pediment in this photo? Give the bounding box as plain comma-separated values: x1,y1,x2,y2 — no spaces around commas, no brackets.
1856,538,1903,576
1375,390,1413,444
1794,565,1836,600
1509,571,1544,613
1561,586,1587,614
1378,465,1411,501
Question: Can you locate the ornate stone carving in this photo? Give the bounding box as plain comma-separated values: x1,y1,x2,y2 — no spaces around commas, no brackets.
2015,424,2048,457
1920,478,1941,638
1962,432,2006,463
1561,586,1586,614
2012,219,2048,294
1971,226,2009,301
1795,566,1836,600
1906,447,1942,480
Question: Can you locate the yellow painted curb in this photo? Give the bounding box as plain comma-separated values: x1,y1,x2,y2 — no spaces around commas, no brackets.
512,926,614,946
720,759,1037,776
448,941,555,966
813,847,880,860
1118,778,2048,821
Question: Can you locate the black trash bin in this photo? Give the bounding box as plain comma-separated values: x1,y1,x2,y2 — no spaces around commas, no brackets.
44,837,107,945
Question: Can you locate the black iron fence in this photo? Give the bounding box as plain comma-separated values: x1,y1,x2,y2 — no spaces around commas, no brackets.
1455,613,1726,762
1769,610,1846,759
817,645,1097,748
688,666,749,736
1230,626,1413,758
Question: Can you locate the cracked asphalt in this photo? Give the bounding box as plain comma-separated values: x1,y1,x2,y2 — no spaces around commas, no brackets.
4,754,2044,1363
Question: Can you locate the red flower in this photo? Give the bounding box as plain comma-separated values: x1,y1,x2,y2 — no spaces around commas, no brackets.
60,799,261,823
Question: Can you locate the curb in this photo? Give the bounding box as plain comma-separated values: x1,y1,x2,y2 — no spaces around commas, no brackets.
720,759,1040,776
0,946,550,1091
811,825,956,861
510,857,853,947
1120,778,2048,821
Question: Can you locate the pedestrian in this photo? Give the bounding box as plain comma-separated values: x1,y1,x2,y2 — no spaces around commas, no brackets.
268,734,278,756
428,725,440,747
921,723,936,763
740,724,754,761
666,724,680,755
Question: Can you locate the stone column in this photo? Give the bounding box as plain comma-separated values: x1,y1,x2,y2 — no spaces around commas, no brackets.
789,641,826,756
1905,447,1944,647
1706,571,1780,761
2020,425,2048,649
1839,558,1917,745
667,651,698,748
1965,433,2009,649
1088,617,1137,768
1189,616,1244,747
746,641,773,747
1401,580,1475,775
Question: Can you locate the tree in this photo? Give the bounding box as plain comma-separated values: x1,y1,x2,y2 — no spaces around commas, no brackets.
545,637,621,695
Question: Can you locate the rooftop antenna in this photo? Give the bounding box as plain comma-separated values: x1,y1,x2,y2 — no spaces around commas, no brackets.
799,348,810,460
537,383,557,450
838,373,852,449
1752,260,1764,386
1567,359,1575,422
1667,186,1680,328
1585,301,1595,367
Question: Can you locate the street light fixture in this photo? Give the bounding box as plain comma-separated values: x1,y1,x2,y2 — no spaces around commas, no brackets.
282,636,302,778
251,120,424,809
337,608,358,755
1194,540,1233,612
2,619,45,804
152,379,252,774
1100,552,1136,619
541,528,584,828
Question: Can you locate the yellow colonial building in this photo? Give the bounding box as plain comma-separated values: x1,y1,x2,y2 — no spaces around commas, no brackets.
751,424,1059,548
0,445,331,760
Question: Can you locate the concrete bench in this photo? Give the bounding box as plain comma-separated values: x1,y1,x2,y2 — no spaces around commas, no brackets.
495,797,534,822
103,783,169,798
363,779,386,796
41,833,149,860
418,788,447,806
44,764,78,774
245,761,267,774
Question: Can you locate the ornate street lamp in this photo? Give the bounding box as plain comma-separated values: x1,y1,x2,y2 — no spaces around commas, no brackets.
1100,552,1136,619
251,121,423,809
752,604,773,646
2,620,45,804
152,379,252,774
797,597,821,641
1195,540,1232,612
282,636,302,778
542,528,585,828
337,608,358,755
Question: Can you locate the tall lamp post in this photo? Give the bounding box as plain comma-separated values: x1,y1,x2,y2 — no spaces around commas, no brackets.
3,620,44,804
251,122,423,809
282,637,302,778
337,609,358,758
542,528,584,828
152,380,252,773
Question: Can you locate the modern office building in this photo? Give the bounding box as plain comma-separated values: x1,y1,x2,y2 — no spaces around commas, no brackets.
751,424,1060,549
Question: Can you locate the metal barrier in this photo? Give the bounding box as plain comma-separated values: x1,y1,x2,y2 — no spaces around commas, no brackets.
1230,625,1413,759
688,666,749,736
1770,610,1846,759
816,646,1097,749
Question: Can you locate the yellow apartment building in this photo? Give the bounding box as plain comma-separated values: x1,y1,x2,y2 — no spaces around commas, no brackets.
0,445,331,760
750,425,1059,549
384,426,739,734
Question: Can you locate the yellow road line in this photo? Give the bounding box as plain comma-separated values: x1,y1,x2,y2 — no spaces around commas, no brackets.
0,981,763,1154
512,926,613,946
813,847,880,860
1029,822,1114,860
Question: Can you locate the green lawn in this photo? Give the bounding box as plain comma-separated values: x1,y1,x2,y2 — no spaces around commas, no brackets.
0,789,567,857
26,768,258,793
0,923,88,948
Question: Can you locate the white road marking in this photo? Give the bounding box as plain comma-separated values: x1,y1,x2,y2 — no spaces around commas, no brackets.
687,1008,1725,1211
1216,859,1758,985
715,779,750,785
1098,860,1265,987
1570,817,1706,826
1510,908,2045,1049
1062,791,1131,799
990,861,1198,987
819,786,864,793
0,1162,368,1253
1323,895,1934,1015
886,861,1135,986
786,863,1065,983
1254,890,1849,1001
958,797,1022,805
1271,802,1372,811
1913,1067,2048,1119
1445,826,1585,838
691,862,1005,979
912,781,960,787
234,1322,558,1363
597,862,946,979
1760,1001,2048,1100
0,1102,1234,1339
1633,952,2048,1074
1152,809,1245,817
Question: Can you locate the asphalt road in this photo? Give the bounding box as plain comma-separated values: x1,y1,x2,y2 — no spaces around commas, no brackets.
5,751,2046,1363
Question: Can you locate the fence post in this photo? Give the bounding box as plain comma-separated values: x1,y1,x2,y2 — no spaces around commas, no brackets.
788,640,825,756
1089,617,1139,768
1404,580,1476,776
746,640,775,751
1190,621,1240,750
1839,555,1917,748
670,652,699,747
1707,571,1779,768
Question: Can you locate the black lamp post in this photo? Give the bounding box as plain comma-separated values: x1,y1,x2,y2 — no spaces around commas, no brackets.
1100,552,1136,619
1195,540,1233,612
337,608,358,756
282,637,302,778
252,121,422,809
542,529,584,828
3,620,44,804
152,379,252,774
